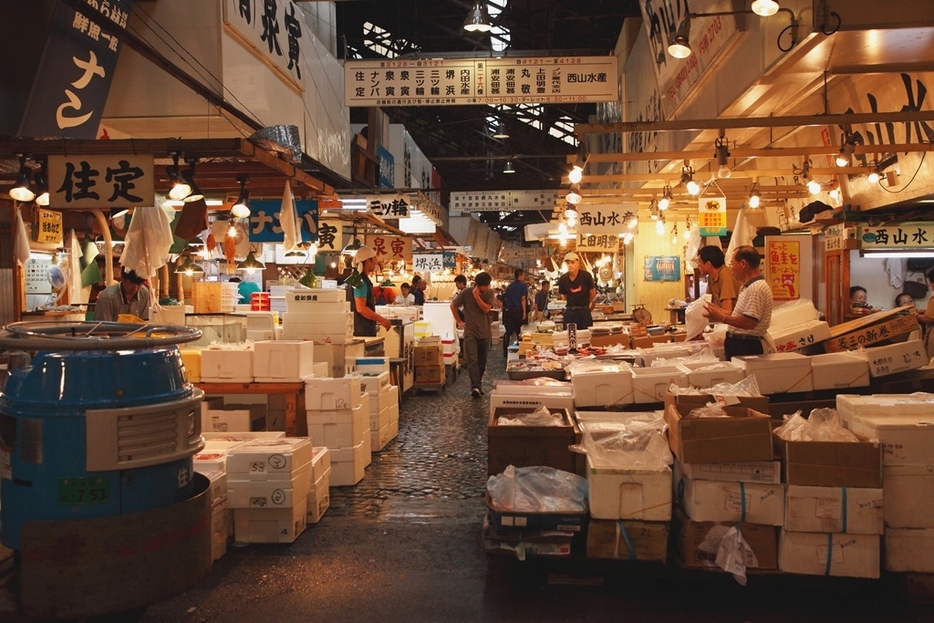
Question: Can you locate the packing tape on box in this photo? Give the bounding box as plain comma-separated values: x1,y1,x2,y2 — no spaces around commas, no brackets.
615,521,636,560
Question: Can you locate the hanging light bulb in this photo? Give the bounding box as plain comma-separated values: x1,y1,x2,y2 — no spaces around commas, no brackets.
807,179,822,195
166,153,191,201
463,2,493,33
836,131,858,167
565,184,582,205
749,184,761,208
568,164,583,184
867,165,881,184
503,160,515,174
684,218,692,240
9,155,35,202
33,164,49,207
182,159,204,203
231,174,251,218
715,136,732,178
681,166,700,195
658,185,673,210
751,0,780,17
656,218,665,235
671,223,679,245
650,199,659,220
668,18,692,59
228,220,238,238
237,251,266,275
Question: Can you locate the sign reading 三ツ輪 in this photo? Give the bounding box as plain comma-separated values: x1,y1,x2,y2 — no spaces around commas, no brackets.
345,56,618,107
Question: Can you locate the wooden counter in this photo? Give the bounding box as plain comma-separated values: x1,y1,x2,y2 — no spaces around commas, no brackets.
194,381,307,437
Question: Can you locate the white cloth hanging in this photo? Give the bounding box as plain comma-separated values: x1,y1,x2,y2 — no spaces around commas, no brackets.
884,257,906,288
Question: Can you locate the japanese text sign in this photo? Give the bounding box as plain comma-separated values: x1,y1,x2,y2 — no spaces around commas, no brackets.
365,234,413,266
36,209,64,245
698,197,727,237
859,223,934,250
316,220,342,252
413,254,443,273
48,154,153,209
576,204,636,234
576,233,620,253
224,0,305,85
247,199,319,243
643,256,681,282
367,195,410,220
766,239,800,301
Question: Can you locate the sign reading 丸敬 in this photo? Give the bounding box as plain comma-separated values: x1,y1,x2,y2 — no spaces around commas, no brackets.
47,154,153,209
766,239,800,301
367,195,411,220
365,234,413,266
413,254,444,273
576,233,620,253
643,256,681,282
316,220,342,253
247,199,319,243
345,56,618,107
698,197,727,237
859,223,934,250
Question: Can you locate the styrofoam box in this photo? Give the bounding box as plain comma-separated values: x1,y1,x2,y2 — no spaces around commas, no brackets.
356,357,390,375
284,310,354,326
768,320,832,353
884,528,934,572
784,485,883,535
227,463,312,509
863,339,927,377
575,411,665,430
202,409,250,434
287,287,347,305
488,391,576,418
226,437,314,480
388,399,399,423
809,351,870,390
631,366,688,404
306,467,331,525
310,446,330,485
200,348,253,383
369,385,397,414
282,323,354,344
305,377,364,411
734,352,813,394
311,361,329,379
203,431,286,444
587,455,671,521
677,361,745,388
330,437,370,486
837,394,934,466
233,498,307,544
881,465,934,528
778,530,880,578
637,346,692,367
210,498,228,562
252,340,315,382
370,402,392,434
371,418,398,452
677,471,784,526
571,369,634,407
307,405,367,449
677,460,781,484
194,450,228,474
199,469,228,503
359,371,391,394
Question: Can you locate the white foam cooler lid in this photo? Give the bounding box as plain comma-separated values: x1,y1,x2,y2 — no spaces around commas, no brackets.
837,393,934,418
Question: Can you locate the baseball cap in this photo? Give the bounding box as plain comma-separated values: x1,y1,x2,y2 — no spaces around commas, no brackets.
564,252,580,262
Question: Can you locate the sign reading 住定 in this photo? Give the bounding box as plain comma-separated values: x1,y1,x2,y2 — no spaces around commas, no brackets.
47,154,154,209
698,197,727,237
345,56,618,107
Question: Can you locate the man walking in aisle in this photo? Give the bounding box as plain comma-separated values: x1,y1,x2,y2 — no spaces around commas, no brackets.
704,245,773,360
451,271,495,398
534,279,551,323
501,268,528,356
557,252,596,330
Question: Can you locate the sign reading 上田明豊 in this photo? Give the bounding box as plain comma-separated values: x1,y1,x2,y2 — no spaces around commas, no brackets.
859,223,934,250
576,233,620,253
47,154,153,209
345,56,618,107
698,197,727,237
644,256,680,282
247,199,319,243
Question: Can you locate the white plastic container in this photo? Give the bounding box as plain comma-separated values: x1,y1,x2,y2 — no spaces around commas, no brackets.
306,405,368,449
631,366,688,404
734,352,813,394
253,340,316,382
305,377,364,411
571,368,634,407
677,360,745,388
225,437,313,481
200,347,253,383
330,437,370,486
587,455,671,521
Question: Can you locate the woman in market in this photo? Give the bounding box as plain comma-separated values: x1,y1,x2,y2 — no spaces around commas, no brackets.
394,282,415,305
351,246,392,336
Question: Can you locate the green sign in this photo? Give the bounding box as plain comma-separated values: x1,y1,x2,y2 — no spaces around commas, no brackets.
58,476,109,506
643,256,681,282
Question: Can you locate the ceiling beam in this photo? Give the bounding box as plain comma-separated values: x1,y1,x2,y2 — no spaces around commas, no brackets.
579,143,934,164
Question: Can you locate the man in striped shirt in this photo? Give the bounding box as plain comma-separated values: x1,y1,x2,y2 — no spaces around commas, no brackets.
704,245,773,360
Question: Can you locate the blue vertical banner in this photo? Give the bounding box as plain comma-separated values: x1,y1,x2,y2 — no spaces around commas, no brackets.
442,251,457,269
377,146,395,189
19,0,134,139
247,199,319,243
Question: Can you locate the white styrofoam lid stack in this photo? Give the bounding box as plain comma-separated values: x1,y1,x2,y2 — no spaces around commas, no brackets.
226,437,313,475
837,393,934,418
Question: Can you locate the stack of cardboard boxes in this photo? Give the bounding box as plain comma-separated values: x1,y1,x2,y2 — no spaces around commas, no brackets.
414,337,445,386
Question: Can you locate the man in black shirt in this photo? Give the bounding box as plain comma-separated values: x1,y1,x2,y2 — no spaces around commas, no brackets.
557,252,596,330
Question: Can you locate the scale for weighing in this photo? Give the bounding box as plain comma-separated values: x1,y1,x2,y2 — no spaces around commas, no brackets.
632,304,652,324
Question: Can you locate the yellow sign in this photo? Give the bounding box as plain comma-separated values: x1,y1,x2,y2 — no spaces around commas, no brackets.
36,209,63,245
766,239,800,301
698,197,727,236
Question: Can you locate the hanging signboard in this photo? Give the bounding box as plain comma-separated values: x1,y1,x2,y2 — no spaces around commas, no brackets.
377,146,395,189
443,251,457,269
247,199,318,243
413,254,444,273
316,220,342,253
643,256,681,282
698,196,727,237
35,209,64,246
367,194,410,220
766,239,801,301
576,204,637,234
47,154,153,209
858,223,934,250
365,234,413,266
450,189,561,213
500,247,544,261
223,0,305,87
576,233,620,253
345,56,618,107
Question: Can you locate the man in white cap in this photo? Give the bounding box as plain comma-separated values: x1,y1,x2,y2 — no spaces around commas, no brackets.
350,245,392,336
557,252,596,330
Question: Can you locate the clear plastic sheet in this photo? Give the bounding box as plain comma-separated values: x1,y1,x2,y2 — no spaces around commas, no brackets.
774,408,861,442
685,405,731,419
650,347,718,367
566,360,631,376
685,294,712,341
496,405,564,426
669,374,762,397
571,419,673,469
487,465,588,513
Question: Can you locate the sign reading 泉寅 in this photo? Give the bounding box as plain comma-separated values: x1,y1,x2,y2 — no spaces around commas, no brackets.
365,234,413,266
698,197,727,237
345,56,618,107
859,223,934,250
47,154,154,209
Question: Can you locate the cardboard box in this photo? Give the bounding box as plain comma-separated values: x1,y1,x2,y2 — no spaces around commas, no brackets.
664,392,769,414
488,408,579,476
769,320,832,353
837,394,934,466
734,352,813,394
486,492,587,532
586,519,669,562
233,499,307,544
570,368,634,407
822,310,920,353
664,403,774,464
778,530,880,578
862,339,927,377
884,528,934,572
675,509,777,570
414,345,443,365
587,455,671,521
784,485,883,534
415,365,445,384
676,467,785,526
252,340,315,382
202,404,265,434
631,366,689,404
809,351,870,390
483,516,575,558
677,460,781,484
881,465,934,528
773,433,882,488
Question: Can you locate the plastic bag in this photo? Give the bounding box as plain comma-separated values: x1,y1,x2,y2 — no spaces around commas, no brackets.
684,294,712,341
572,420,672,469
774,408,861,442
496,405,564,427
669,374,762,398
686,405,731,419
487,465,588,513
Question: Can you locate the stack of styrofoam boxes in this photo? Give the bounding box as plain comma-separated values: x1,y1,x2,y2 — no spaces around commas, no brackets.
304,376,371,486
631,364,689,404
201,396,266,434
200,344,254,383
569,363,634,409
767,299,831,353
488,380,576,419
734,352,814,395
245,311,278,342
192,446,231,561
773,411,883,579
808,351,871,391
676,360,746,388
838,394,934,574
358,366,399,452
441,337,457,371
581,412,672,563
862,338,928,379
269,284,289,316
253,340,316,382
282,287,353,343
227,437,313,544
665,393,782,573
306,446,332,524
